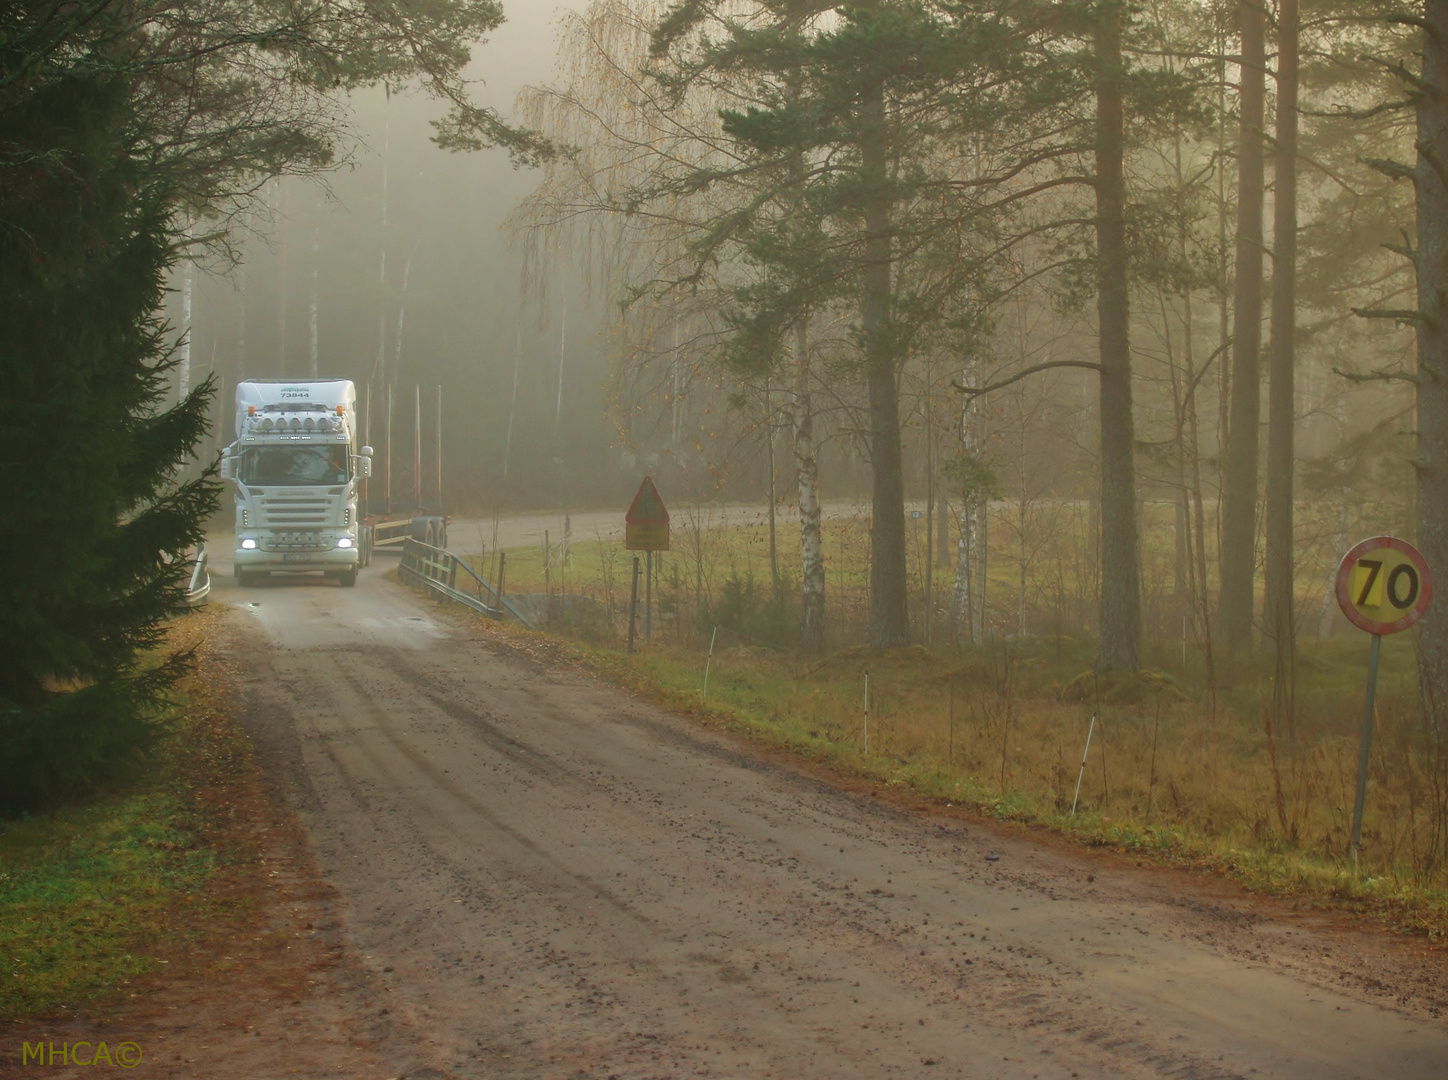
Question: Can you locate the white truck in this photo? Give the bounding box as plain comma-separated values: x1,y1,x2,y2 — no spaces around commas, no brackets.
220,379,372,587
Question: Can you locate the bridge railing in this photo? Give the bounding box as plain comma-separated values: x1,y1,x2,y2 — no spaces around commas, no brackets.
399,538,535,629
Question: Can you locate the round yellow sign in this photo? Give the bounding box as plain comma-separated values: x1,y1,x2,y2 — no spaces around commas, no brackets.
1335,535,1433,636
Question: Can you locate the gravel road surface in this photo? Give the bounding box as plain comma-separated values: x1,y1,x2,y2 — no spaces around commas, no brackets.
217,556,1448,1080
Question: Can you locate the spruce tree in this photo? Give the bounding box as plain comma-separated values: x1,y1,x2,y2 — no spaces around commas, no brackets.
0,57,217,813
0,0,544,812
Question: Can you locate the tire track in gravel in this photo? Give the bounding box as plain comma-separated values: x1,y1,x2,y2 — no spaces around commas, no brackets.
225,571,1448,1080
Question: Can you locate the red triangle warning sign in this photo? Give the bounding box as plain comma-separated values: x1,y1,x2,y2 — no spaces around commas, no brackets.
625,476,670,525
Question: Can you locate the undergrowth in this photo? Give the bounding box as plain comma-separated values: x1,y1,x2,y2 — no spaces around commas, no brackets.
0,609,252,1019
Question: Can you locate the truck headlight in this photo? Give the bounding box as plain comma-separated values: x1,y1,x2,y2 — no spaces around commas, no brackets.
336,537,354,549
240,538,258,550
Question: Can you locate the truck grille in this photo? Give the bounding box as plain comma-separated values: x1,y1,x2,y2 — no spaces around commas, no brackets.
258,495,332,527
264,531,330,551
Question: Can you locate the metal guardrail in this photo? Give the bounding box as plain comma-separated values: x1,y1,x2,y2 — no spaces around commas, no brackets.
399,538,535,629
370,518,413,550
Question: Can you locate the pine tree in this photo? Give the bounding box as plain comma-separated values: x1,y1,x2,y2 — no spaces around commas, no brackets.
1264,0,1299,708
1336,0,1448,726
655,1,1048,648
1091,0,1143,671
1408,0,1448,728
1219,0,1268,652
955,0,1206,669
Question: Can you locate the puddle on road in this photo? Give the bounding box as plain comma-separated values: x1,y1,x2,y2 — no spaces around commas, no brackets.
228,591,449,651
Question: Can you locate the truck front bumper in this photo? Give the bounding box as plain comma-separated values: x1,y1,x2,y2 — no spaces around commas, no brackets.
235,547,359,573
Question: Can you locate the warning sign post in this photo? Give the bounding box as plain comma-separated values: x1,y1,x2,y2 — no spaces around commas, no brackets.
624,477,670,654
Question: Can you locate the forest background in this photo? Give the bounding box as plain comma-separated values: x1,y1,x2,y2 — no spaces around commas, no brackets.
188,1,1432,665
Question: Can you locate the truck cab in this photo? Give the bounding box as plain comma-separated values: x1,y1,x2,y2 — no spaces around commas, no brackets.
220,379,372,586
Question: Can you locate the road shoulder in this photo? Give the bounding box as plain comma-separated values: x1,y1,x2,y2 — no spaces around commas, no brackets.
1,610,413,1080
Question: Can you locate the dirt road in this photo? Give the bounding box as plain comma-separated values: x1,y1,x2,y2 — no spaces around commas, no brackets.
217,559,1447,1080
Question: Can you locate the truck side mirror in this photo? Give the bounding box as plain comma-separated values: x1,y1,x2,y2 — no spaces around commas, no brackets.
218,451,234,480
356,455,373,479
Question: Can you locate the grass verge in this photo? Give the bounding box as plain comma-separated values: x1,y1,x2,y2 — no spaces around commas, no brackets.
453,604,1448,941
0,607,255,1020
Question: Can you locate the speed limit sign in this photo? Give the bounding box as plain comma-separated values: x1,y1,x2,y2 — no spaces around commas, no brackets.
1336,535,1434,860
1335,535,1434,635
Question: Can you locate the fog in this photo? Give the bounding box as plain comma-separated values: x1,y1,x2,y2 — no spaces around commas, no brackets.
182,2,640,513
169,0,1439,663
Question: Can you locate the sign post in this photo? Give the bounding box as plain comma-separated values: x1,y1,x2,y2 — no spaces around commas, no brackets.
1334,536,1434,861
627,556,640,655
626,477,670,646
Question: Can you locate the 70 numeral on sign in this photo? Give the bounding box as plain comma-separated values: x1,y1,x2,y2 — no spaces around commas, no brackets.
1354,558,1420,611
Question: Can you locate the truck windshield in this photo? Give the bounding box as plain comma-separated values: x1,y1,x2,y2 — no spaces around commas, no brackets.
239,446,349,486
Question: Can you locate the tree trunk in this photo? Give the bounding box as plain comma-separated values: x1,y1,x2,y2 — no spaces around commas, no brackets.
924,389,935,643
936,476,950,566
1186,294,1219,721
1169,114,1220,715
1215,18,1232,529
275,177,289,375
767,389,780,606
374,116,389,395
178,258,193,401
503,323,520,479
308,226,320,378
861,75,910,648
555,279,567,439
1264,0,1299,718
950,496,974,642
976,495,989,638
1017,415,1028,638
793,322,826,652
950,363,979,642
1094,2,1141,671
1174,487,1189,602
1219,0,1267,649
1416,1,1448,730
392,244,415,380
236,231,247,385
